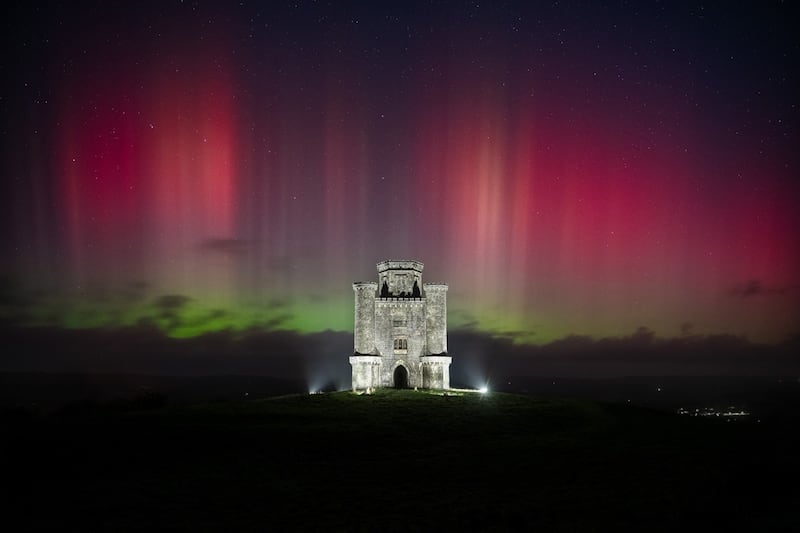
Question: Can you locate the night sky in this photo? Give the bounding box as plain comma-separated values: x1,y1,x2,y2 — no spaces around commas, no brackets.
1,1,798,375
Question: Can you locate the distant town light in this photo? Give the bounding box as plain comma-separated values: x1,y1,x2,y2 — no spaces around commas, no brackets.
676,406,751,420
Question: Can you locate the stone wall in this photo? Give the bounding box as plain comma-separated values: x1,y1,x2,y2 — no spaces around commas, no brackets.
375,298,426,387
350,261,452,390
349,355,381,390
421,355,452,389
424,284,448,354
352,282,377,354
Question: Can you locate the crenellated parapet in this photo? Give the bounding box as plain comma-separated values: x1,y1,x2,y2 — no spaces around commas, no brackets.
377,259,424,272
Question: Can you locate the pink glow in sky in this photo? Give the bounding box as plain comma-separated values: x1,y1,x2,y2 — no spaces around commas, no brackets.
2,2,798,344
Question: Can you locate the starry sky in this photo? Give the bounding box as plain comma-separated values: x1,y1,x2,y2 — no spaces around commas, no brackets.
1,1,798,358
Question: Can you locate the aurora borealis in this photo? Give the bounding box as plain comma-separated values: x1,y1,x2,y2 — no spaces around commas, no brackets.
1,1,798,359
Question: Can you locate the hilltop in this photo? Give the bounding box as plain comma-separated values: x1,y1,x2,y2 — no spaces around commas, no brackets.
3,389,798,531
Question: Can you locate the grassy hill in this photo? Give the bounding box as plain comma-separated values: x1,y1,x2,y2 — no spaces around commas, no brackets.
4,389,798,531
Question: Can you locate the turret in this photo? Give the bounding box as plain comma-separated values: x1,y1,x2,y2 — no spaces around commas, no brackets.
376,260,424,298
424,283,448,354
352,282,377,354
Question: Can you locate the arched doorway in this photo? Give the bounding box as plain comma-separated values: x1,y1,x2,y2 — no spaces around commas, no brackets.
393,365,409,389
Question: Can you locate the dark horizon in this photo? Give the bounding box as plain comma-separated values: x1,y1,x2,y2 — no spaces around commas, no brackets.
2,319,798,380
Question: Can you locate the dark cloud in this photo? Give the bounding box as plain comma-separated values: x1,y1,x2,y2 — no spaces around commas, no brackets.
207,309,228,320
177,308,231,330
242,297,290,311
630,326,656,344
449,309,480,331
0,320,349,379
198,238,250,256
449,318,535,341
0,321,797,384
729,280,787,298
307,293,331,303
543,334,595,352
448,326,800,380
153,294,192,330
154,295,191,310
492,330,532,340
265,298,289,309
121,281,150,304
260,313,293,330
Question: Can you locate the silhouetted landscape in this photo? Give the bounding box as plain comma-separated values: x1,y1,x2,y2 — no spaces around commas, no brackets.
3,371,800,422
3,384,799,531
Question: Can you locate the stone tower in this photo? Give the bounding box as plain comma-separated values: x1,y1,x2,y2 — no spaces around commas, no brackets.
350,260,452,390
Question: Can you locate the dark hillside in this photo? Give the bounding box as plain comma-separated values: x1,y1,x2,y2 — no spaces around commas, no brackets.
4,389,798,531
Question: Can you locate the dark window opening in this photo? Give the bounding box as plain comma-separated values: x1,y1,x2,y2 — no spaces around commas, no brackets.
412,280,421,298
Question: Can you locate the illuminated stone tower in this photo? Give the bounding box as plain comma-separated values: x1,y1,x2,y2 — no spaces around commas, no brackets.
349,260,452,390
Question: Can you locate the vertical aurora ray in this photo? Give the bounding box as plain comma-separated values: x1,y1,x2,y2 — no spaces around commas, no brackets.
144,58,237,302
57,74,147,286
322,74,369,277
49,30,244,332
3,2,797,344
408,55,800,342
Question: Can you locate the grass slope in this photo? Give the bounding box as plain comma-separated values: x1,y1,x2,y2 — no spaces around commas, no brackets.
4,389,798,531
